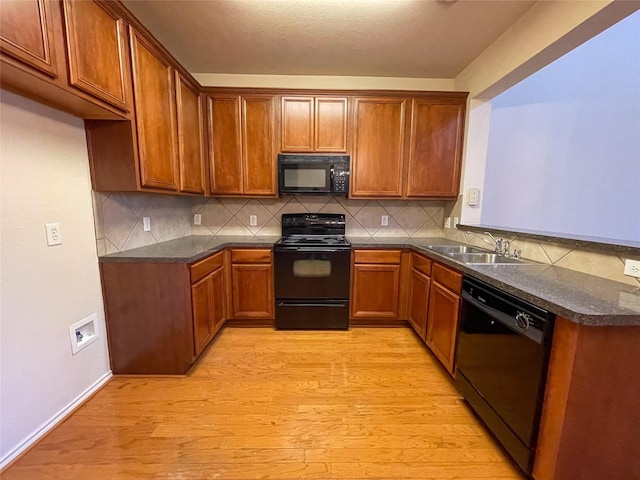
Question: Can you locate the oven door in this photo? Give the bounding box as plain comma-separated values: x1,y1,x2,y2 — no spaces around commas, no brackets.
274,248,350,299
279,163,331,194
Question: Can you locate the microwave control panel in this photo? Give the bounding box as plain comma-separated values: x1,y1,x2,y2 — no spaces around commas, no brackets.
332,164,349,193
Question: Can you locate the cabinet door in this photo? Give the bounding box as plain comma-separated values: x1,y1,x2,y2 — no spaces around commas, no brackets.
231,264,274,319
0,0,58,77
176,72,205,194
281,96,314,152
192,274,214,356
406,99,465,197
207,95,243,194
62,0,128,111
426,281,460,375
192,266,225,356
408,268,430,339
242,96,276,195
130,28,178,191
315,97,348,152
210,266,226,330
352,97,406,197
351,264,401,319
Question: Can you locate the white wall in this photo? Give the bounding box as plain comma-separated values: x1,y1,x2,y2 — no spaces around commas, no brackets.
481,10,640,242
0,91,111,467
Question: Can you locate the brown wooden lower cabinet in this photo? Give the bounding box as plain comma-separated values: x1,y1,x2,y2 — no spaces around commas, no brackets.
191,260,225,356
425,262,462,375
407,251,432,338
100,251,226,375
228,248,274,321
350,249,402,321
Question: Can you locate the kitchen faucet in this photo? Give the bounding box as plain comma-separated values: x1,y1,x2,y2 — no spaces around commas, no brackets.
484,232,503,254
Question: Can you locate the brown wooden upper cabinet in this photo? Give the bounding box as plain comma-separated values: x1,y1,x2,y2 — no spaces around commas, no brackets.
0,0,59,78
175,72,205,194
406,99,465,197
351,97,407,197
61,0,129,112
129,27,179,191
86,27,205,195
207,94,277,196
281,96,348,153
351,94,466,199
0,0,130,119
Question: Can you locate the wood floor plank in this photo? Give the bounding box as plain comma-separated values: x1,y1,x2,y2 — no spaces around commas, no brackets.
2,327,523,480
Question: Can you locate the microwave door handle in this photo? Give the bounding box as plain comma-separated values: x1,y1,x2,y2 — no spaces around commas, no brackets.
329,165,335,191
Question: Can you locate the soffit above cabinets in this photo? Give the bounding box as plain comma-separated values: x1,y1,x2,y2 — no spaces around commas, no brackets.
121,0,535,79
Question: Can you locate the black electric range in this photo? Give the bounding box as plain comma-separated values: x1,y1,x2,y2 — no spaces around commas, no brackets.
274,214,351,329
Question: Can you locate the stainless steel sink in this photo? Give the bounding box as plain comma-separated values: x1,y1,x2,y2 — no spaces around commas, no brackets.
427,245,489,254
448,252,530,265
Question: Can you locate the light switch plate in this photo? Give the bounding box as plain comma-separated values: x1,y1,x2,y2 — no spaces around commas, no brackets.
193,214,202,225
381,215,389,226
249,215,257,226
143,217,151,232
45,223,62,246
467,187,481,206
444,217,451,229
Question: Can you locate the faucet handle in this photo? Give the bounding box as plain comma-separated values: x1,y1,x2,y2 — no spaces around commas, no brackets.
494,238,502,254
513,249,521,259
503,240,510,257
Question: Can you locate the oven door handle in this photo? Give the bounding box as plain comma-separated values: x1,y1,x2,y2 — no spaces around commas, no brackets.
277,247,346,252
462,290,543,344
277,301,348,307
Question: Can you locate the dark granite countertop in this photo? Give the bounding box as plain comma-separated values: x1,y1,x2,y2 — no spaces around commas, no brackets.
99,235,280,264
99,235,640,327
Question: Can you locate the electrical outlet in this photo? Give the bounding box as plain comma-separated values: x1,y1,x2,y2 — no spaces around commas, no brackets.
143,217,151,232
45,223,62,246
444,217,451,229
381,215,389,226
624,259,640,278
249,215,257,226
453,217,459,228
193,214,202,225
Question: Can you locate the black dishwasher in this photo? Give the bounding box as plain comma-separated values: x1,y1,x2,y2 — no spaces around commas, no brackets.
455,277,555,476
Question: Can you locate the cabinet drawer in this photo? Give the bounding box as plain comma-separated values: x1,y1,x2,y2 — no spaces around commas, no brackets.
190,250,224,284
231,248,272,264
353,249,401,264
432,262,462,294
412,252,432,276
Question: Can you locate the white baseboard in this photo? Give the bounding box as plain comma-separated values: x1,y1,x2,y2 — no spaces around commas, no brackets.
0,371,112,470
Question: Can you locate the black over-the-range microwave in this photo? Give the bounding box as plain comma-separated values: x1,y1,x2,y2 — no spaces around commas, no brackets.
278,154,350,195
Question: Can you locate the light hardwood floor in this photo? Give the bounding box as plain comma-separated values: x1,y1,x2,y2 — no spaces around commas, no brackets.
3,327,523,479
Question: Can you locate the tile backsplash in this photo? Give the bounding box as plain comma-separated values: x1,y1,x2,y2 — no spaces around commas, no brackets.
93,193,445,255
93,192,195,256
93,191,639,287
444,196,640,287
191,196,445,238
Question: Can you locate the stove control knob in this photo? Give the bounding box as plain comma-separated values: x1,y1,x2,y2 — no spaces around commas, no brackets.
516,311,531,329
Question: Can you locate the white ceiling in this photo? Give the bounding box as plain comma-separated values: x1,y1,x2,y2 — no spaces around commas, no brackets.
122,0,536,79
